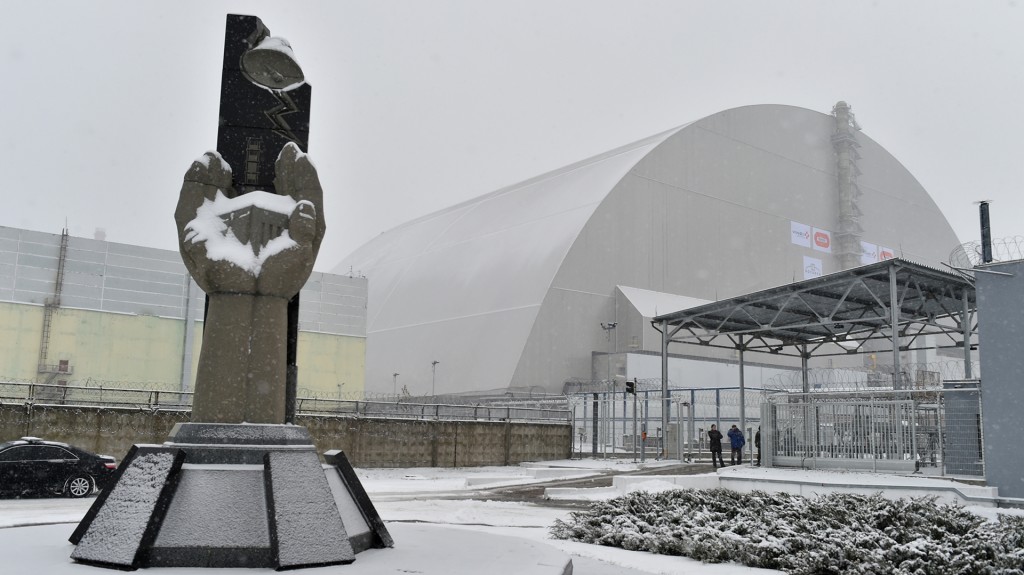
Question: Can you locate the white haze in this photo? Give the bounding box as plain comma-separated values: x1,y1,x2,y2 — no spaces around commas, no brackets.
1,1,1022,270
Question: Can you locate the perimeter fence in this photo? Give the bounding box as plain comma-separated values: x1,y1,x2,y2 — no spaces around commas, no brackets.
0,380,570,424
565,379,765,462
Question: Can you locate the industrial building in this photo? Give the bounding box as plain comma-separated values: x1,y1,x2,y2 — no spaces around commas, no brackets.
0,226,367,397
335,103,963,397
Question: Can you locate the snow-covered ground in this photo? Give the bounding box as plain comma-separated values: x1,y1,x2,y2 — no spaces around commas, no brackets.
1,459,1017,574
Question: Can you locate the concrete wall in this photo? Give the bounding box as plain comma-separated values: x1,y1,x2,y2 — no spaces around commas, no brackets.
0,404,572,468
975,259,1024,498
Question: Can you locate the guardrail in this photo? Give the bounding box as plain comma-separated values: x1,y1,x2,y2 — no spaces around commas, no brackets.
0,381,571,424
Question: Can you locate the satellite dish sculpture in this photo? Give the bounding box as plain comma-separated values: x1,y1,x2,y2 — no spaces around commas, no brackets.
68,15,391,570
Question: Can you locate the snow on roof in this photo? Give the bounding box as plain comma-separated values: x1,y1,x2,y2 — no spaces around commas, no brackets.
617,285,712,318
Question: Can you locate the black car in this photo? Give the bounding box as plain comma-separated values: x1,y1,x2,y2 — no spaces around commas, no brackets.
0,437,117,498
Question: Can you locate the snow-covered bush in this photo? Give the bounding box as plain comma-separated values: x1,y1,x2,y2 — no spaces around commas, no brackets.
550,488,1024,574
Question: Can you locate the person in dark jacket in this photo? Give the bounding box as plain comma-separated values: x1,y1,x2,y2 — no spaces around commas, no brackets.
728,425,746,465
754,427,761,466
707,424,725,468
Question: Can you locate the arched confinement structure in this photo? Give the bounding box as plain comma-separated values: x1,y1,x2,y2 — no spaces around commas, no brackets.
335,104,961,397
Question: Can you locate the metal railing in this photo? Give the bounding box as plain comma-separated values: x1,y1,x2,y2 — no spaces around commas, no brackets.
294,396,570,423
0,381,571,424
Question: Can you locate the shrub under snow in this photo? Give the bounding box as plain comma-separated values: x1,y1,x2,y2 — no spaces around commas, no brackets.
550,488,1024,574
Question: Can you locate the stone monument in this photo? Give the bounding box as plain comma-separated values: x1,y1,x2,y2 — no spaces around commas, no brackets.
68,14,391,570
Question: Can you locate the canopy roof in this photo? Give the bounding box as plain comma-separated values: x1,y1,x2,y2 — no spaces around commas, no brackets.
653,259,976,358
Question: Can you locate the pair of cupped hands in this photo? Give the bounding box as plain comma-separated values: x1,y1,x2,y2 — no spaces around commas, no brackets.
173,143,325,298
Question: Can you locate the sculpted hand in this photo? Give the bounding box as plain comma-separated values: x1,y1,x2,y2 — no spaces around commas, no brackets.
174,142,326,299
174,143,326,424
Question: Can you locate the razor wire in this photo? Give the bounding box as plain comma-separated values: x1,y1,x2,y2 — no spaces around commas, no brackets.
762,360,976,393
950,236,1024,268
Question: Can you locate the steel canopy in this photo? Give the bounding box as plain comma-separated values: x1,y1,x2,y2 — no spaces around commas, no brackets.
653,258,976,358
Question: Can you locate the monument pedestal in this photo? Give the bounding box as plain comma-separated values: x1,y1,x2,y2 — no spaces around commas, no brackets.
69,423,392,570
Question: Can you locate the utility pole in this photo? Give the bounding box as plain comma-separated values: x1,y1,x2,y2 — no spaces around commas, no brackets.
431,360,440,397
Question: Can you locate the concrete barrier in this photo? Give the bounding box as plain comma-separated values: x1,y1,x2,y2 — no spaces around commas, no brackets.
0,404,572,468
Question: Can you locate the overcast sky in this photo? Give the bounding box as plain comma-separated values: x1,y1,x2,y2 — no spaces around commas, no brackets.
2,1,1022,271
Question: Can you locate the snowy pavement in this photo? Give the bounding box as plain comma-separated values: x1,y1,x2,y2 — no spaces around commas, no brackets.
3,459,1016,574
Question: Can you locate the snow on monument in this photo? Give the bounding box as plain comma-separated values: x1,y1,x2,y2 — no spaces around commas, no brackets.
68,14,391,570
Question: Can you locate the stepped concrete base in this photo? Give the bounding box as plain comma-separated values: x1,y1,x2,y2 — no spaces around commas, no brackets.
69,423,392,570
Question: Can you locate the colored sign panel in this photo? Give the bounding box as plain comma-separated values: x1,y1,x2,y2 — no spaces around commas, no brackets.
812,228,832,253
791,221,811,248
879,246,895,260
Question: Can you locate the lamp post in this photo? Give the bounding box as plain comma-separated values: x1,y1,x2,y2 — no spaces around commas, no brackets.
392,373,399,396
600,322,617,455
431,360,440,397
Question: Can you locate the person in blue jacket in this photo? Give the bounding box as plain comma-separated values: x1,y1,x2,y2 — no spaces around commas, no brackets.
727,425,746,465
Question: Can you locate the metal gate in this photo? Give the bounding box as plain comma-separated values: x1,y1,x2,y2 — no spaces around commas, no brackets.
763,386,984,477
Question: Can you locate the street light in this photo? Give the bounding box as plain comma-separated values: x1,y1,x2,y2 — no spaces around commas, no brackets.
392,373,399,396
600,322,617,456
431,360,440,397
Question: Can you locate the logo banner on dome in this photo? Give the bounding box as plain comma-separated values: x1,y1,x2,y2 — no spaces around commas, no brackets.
803,255,823,280
860,241,879,265
791,221,811,248
812,228,832,253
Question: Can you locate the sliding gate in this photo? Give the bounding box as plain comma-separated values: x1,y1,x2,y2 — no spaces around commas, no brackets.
763,386,983,477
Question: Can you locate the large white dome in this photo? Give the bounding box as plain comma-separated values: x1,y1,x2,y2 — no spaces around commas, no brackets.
335,104,958,396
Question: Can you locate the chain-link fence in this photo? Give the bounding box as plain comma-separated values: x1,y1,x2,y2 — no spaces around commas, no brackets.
762,384,983,477
567,381,765,462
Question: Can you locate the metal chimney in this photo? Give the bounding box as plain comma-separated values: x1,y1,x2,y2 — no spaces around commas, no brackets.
979,201,993,263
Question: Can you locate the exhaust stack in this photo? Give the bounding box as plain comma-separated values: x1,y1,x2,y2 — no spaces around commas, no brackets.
979,201,993,263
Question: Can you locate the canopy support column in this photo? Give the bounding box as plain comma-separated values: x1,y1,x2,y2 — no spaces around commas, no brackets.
963,290,973,379
738,336,746,433
889,264,902,389
661,319,670,459
801,344,809,394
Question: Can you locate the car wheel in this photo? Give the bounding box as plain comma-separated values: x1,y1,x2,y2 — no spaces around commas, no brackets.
65,475,93,498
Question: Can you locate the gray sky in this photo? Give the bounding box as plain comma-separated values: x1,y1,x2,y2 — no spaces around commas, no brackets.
2,1,1022,271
